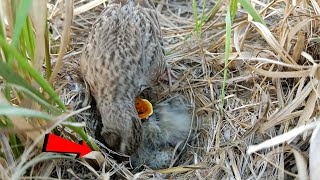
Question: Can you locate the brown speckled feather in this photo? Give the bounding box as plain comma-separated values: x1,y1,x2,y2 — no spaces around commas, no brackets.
80,0,165,155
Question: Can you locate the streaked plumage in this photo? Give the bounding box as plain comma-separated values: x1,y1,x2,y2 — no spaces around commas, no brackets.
80,0,166,155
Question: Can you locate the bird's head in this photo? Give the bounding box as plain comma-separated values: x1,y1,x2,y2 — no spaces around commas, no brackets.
98,102,143,156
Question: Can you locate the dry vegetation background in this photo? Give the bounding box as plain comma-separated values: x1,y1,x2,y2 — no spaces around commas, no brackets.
2,0,320,179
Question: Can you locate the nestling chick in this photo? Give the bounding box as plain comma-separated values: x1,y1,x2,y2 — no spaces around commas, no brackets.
80,0,166,155
131,95,192,169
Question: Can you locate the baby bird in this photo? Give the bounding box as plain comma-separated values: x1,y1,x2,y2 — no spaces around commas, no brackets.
131,95,192,169
80,0,166,155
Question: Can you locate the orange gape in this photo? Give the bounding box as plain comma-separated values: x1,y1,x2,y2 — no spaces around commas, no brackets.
135,98,153,119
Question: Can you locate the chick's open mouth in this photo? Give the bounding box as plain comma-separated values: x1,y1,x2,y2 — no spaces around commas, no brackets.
135,98,153,120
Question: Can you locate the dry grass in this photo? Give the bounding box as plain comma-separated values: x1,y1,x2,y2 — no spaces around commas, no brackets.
2,0,320,179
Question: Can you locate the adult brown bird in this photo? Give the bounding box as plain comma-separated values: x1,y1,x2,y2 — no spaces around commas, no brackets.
80,0,166,155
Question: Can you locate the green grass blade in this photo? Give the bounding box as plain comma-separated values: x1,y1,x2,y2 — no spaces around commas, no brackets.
0,17,9,61
1,117,22,159
0,60,45,100
182,0,223,41
45,22,52,79
4,85,11,102
6,0,33,66
9,84,59,113
0,38,66,110
11,0,33,47
23,17,35,60
192,0,199,35
238,0,266,26
9,134,22,159
0,105,54,121
201,0,222,24
230,0,238,21
19,27,27,58
67,125,100,151
0,17,5,39
198,0,207,31
220,8,232,108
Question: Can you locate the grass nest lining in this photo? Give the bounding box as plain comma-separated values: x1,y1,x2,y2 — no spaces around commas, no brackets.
2,0,320,179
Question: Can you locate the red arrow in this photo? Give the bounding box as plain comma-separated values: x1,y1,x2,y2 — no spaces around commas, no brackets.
42,133,92,158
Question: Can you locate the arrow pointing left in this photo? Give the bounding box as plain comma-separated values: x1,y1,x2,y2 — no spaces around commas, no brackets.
42,133,92,158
